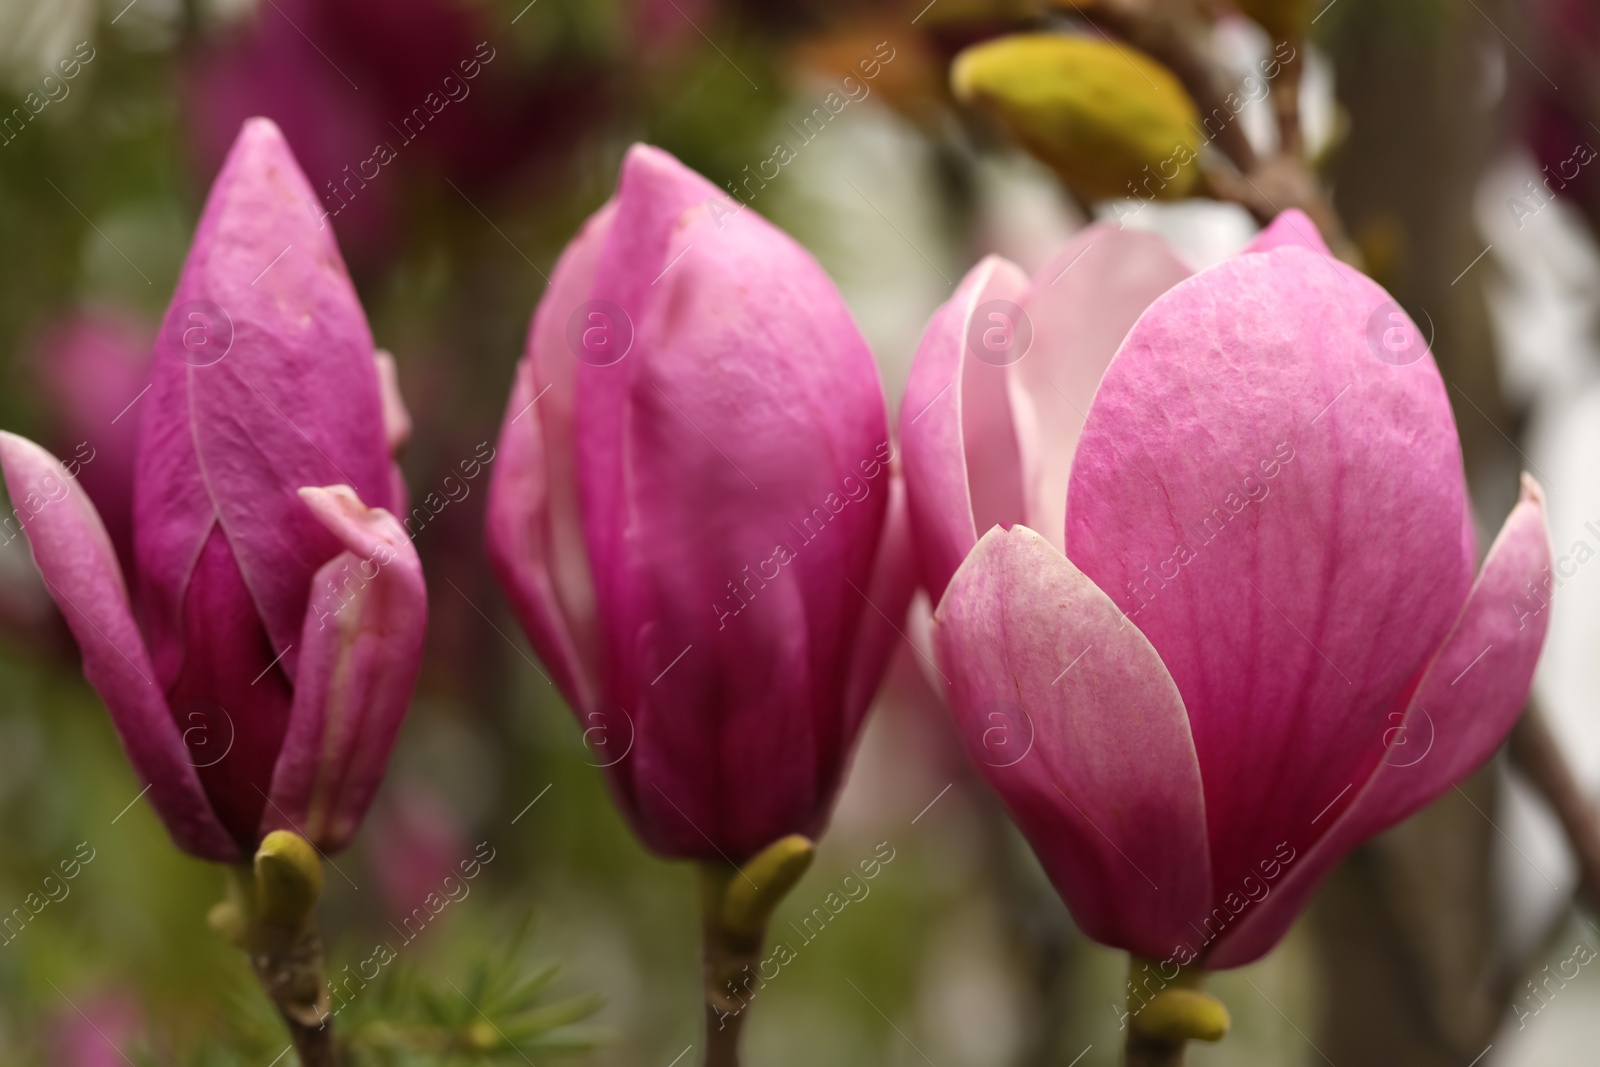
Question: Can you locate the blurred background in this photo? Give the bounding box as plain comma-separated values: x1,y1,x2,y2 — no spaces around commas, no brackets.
0,0,1598,1063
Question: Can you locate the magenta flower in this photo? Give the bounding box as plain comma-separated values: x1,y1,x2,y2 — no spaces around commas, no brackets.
903,212,1553,967
0,119,426,863
486,144,912,861
32,310,150,569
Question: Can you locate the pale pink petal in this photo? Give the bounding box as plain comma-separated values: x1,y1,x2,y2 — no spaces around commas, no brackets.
934,525,1211,958
483,202,616,713
1239,208,1331,257
1206,476,1553,967
899,255,1030,602
0,432,237,861
373,349,412,455
1012,223,1191,549
1065,247,1473,903
264,484,426,851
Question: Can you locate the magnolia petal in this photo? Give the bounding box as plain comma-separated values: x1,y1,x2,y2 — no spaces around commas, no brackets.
576,145,891,860
136,117,392,685
1012,222,1191,549
0,432,238,861
934,525,1211,958
1239,208,1331,257
899,255,1030,602
264,485,426,852
1065,247,1472,902
1206,476,1553,968
373,350,412,456
164,523,295,851
484,201,616,713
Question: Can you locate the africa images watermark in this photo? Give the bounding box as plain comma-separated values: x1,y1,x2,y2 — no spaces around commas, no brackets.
320,840,498,1022
1113,841,1298,1031
712,840,898,1030
400,441,496,541
1110,41,1297,228
1112,440,1298,624
707,40,899,225
711,440,895,630
0,841,97,947
0,442,97,552
310,41,498,229
0,41,97,148
1508,516,1600,631
1513,940,1599,1029
1507,140,1597,230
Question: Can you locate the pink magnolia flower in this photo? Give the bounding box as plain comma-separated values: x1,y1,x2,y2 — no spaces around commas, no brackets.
902,212,1553,967
31,309,151,568
48,991,142,1067
486,144,912,862
0,119,426,862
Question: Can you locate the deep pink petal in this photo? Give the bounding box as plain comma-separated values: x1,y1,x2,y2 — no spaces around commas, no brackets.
1065,247,1473,904
1238,208,1331,257
577,145,891,860
1205,476,1553,967
0,432,237,861
1012,223,1191,548
899,256,1030,602
933,525,1211,957
265,485,427,852
165,524,294,852
484,201,616,713
135,117,392,690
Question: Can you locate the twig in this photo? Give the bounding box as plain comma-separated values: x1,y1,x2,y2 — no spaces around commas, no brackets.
1126,1030,1189,1067
1508,698,1600,905
248,932,340,1067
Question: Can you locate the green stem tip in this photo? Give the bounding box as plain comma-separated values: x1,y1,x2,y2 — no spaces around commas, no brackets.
1125,956,1229,1067
698,835,816,1067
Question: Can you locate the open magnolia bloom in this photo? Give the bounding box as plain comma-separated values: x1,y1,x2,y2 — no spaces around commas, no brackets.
903,211,1553,968
486,144,912,863
0,118,425,863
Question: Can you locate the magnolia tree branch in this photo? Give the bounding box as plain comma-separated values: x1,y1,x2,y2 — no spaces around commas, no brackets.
248,931,339,1067
1509,699,1600,906
1068,0,1259,173
1067,0,1357,260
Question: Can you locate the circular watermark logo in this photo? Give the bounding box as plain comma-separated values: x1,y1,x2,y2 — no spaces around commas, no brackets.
1365,300,1425,366
164,300,234,368
1381,706,1434,768
966,300,1033,367
566,300,634,367
965,699,1035,768
177,700,236,768
580,701,635,768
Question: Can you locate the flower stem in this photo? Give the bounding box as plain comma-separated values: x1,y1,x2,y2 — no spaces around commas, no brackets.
698,863,760,1067
695,835,816,1067
211,832,338,1065
1122,957,1229,1067
245,921,339,1067
1126,1028,1190,1067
